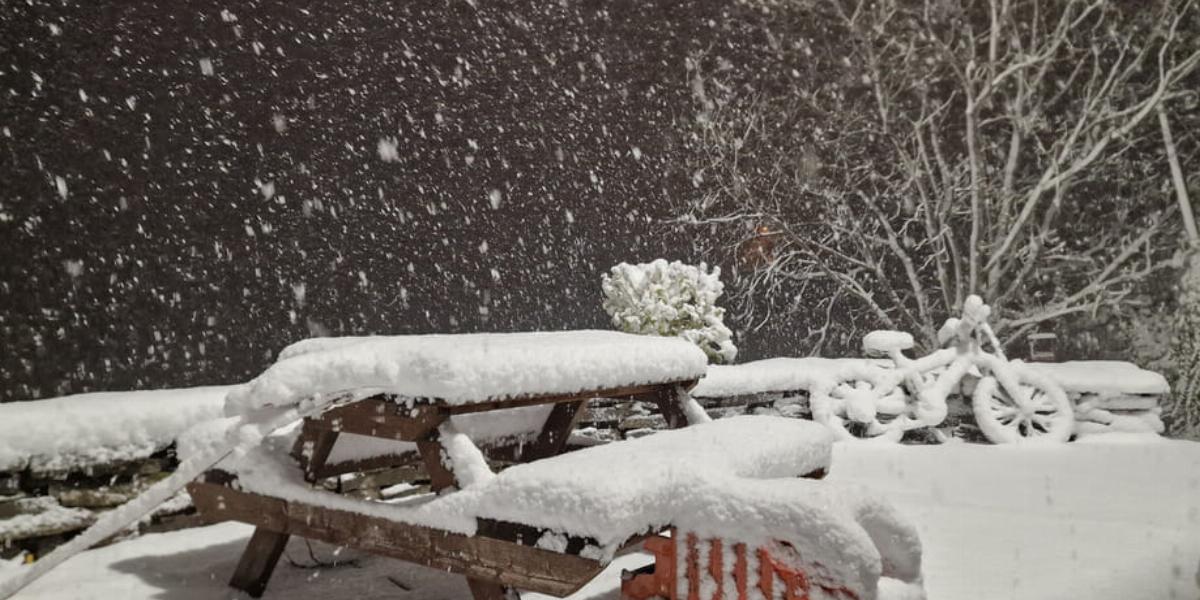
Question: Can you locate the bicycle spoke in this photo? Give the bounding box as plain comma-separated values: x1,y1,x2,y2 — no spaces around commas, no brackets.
992,405,1018,419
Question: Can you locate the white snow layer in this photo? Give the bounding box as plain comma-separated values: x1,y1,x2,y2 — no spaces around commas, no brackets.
0,386,231,473
862,330,915,355
474,415,835,547
1024,360,1170,395
692,357,884,398
225,330,707,415
694,357,1169,398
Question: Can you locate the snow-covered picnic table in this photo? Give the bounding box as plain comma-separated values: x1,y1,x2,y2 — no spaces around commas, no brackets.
185,331,924,600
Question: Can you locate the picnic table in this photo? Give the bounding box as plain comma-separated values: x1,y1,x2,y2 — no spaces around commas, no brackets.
185,331,921,599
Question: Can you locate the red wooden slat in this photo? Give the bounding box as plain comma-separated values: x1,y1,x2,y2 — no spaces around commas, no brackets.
687,533,700,600
757,548,773,599
734,543,748,600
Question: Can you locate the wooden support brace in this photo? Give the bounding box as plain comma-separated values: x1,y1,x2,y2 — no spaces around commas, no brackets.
467,578,517,600
309,399,446,442
188,482,604,596
417,437,457,493
228,527,290,598
519,399,588,462
293,422,339,483
654,386,690,429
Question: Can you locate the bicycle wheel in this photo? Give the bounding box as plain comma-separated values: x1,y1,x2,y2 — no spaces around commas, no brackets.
972,365,1073,443
813,377,908,443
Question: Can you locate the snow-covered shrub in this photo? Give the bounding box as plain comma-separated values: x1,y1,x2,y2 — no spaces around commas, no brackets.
601,259,737,363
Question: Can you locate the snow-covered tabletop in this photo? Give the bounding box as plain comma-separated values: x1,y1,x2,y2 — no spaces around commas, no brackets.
0,386,230,473
225,330,708,415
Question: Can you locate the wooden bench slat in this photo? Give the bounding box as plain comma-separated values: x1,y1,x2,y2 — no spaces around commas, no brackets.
187,482,605,597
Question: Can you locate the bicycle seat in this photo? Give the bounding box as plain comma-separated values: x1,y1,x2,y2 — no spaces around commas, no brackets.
863,330,914,355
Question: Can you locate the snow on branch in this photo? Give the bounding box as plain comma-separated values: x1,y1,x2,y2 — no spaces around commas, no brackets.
675,0,1198,353
601,259,738,363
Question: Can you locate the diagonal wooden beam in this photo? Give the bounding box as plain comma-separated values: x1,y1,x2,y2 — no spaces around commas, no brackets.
517,400,589,462
416,438,457,493
187,482,605,597
227,527,290,598
290,420,340,483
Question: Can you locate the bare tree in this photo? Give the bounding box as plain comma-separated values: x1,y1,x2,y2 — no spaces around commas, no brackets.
679,0,1200,355
1160,97,1200,438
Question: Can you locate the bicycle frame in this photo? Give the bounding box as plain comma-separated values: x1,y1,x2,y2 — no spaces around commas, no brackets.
877,315,1023,430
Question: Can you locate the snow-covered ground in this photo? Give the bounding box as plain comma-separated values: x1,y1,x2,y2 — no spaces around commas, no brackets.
4,434,1197,600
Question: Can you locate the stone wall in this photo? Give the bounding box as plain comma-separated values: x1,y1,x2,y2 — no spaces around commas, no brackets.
0,449,199,560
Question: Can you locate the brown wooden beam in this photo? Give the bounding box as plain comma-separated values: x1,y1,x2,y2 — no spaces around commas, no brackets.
467,578,515,600
301,381,694,443
298,425,340,483
517,400,588,462
312,452,421,481
653,385,690,429
228,527,290,598
188,482,605,597
417,438,457,493
441,381,691,415
307,399,446,441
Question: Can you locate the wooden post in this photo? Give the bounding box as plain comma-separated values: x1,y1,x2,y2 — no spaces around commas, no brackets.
519,400,588,461
467,578,515,600
416,429,518,599
654,386,689,429
416,437,457,493
297,424,340,483
228,527,290,598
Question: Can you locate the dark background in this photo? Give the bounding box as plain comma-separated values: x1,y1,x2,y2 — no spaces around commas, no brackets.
1,0,794,400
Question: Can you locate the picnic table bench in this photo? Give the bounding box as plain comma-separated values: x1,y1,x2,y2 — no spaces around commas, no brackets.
185,331,923,599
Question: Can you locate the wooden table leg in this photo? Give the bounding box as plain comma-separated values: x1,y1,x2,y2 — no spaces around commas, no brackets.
468,577,518,599
520,399,588,461
654,386,690,429
417,437,457,493
229,527,290,598
291,420,340,482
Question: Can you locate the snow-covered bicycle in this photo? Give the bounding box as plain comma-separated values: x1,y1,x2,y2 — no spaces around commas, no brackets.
811,295,1074,444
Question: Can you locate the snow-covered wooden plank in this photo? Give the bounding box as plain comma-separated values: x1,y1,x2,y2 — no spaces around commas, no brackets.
0,386,229,474
691,357,884,399
186,482,606,597
1024,361,1169,395
225,330,709,415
